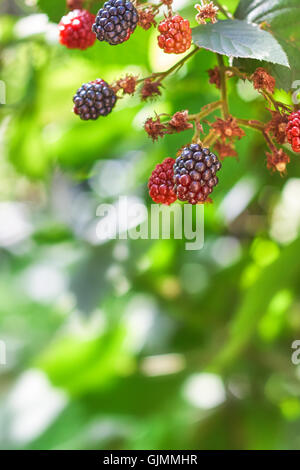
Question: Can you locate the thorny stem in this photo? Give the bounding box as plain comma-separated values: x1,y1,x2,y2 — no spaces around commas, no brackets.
217,54,229,119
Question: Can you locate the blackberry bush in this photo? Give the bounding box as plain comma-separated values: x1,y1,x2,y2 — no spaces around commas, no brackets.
92,0,139,45
58,9,96,50
53,0,298,186
173,144,222,204
73,79,117,120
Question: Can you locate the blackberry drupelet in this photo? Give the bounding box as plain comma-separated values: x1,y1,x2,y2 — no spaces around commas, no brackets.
286,110,300,153
58,9,96,50
92,0,139,45
73,79,117,120
148,158,177,205
173,144,222,204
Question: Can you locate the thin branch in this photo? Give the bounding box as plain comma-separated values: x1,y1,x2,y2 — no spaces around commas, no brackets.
217,54,229,119
236,118,265,132
263,91,292,113
236,118,277,152
263,130,277,152
188,100,222,121
139,47,200,84
203,129,219,147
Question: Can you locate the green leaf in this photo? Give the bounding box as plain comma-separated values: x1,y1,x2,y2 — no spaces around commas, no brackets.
235,0,300,91
235,0,300,30
192,20,289,67
37,0,67,23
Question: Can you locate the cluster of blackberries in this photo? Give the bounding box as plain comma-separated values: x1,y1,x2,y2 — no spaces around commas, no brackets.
59,3,193,54
286,110,300,153
148,145,222,205
60,5,195,122
73,79,117,120
59,0,138,50
92,0,139,45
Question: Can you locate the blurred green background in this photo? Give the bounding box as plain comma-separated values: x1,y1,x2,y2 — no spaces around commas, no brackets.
1,0,300,450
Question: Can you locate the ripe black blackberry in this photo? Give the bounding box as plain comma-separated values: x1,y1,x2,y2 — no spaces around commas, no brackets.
173,144,222,204
92,0,139,46
73,79,117,120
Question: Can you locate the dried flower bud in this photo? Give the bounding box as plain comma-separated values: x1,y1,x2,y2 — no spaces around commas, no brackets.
211,116,245,142
195,1,218,25
208,66,221,89
266,148,290,175
144,116,167,141
140,79,163,101
265,110,289,145
251,67,276,94
214,140,238,160
114,75,138,95
138,8,157,30
168,110,193,133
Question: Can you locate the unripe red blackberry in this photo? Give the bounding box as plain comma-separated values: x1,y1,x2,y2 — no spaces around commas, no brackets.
286,110,300,153
92,0,139,46
173,144,222,204
58,9,96,50
73,79,117,120
157,15,192,54
148,158,177,205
